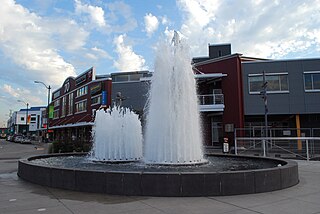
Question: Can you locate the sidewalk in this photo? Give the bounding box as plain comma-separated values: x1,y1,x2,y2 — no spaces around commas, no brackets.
1,139,320,214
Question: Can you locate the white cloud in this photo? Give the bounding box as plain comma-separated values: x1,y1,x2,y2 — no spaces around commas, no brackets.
177,0,320,58
85,46,112,60
144,13,159,37
45,19,89,52
1,84,43,106
105,1,137,33
75,0,106,27
113,34,146,71
3,84,19,98
160,16,169,25
74,1,137,34
0,0,83,88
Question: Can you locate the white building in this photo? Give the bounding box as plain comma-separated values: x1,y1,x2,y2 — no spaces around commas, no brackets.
8,106,46,136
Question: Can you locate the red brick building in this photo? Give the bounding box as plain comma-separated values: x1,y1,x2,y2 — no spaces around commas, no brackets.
193,44,254,148
49,67,112,145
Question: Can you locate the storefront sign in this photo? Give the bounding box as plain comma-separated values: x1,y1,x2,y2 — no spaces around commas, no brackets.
90,83,102,95
64,80,70,93
49,105,54,119
101,91,107,105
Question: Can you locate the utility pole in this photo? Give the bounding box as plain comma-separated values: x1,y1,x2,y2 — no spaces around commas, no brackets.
261,71,268,156
17,100,29,136
34,81,51,142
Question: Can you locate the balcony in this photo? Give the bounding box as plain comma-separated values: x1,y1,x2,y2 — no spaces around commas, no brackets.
198,94,225,112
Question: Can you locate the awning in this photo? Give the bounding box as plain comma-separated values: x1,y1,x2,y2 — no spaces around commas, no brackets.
194,73,227,79
49,122,94,129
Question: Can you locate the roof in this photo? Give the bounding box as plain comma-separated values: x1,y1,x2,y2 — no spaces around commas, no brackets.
194,73,227,79
192,53,242,67
19,106,46,112
110,70,150,75
240,56,269,62
242,56,320,64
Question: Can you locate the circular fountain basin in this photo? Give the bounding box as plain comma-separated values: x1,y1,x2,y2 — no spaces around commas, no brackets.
18,153,299,196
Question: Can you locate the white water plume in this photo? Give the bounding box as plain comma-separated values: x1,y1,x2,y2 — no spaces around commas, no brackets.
144,34,205,164
89,106,143,162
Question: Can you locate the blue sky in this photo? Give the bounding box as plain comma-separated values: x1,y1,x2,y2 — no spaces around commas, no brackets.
1,0,320,125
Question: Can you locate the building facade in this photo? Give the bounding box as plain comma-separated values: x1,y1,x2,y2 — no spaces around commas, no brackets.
7,106,46,136
44,44,320,151
242,58,320,136
192,44,245,147
49,67,112,145
192,44,320,148
48,68,151,148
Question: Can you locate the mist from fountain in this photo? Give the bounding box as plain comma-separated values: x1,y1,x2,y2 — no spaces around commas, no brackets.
144,33,206,164
89,106,143,162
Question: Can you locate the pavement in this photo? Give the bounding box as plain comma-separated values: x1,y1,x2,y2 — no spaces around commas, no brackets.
1,139,320,214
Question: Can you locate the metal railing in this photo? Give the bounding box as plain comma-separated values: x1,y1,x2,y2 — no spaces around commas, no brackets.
198,94,224,105
234,136,320,161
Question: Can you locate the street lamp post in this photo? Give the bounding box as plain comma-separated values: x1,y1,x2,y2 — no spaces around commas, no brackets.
261,71,268,157
17,100,29,136
34,81,51,142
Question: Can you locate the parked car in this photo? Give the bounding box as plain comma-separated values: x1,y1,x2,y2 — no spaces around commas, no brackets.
14,135,23,143
20,136,32,144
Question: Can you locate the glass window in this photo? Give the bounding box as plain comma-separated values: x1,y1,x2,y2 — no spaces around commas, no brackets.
249,73,289,93
114,75,129,82
54,99,60,107
76,86,88,97
304,72,320,91
266,75,280,91
280,75,289,90
75,100,87,113
129,74,142,81
53,109,59,119
91,95,101,105
21,117,25,121
68,93,73,115
61,96,66,117
313,74,320,89
249,76,263,92
304,74,312,90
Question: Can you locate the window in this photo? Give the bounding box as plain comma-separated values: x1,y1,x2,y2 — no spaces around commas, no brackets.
54,99,60,107
91,94,101,105
53,109,59,119
129,74,142,81
53,90,60,99
114,75,129,82
75,100,87,113
76,86,88,97
30,117,36,123
304,72,320,91
61,96,66,117
113,74,143,82
249,73,289,94
68,93,73,115
21,117,25,121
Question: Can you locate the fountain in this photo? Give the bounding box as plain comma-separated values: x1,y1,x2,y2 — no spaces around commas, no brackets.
144,33,205,165
17,32,299,196
89,106,142,162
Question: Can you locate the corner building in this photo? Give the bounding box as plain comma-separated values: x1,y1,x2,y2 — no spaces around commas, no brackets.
49,67,112,145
